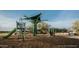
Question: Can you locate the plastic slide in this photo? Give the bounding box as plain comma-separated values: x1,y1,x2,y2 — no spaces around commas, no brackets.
3,28,16,38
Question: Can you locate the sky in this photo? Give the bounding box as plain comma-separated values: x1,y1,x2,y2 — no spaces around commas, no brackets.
0,10,79,31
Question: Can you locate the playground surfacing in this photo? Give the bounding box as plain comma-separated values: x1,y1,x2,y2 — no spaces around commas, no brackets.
0,33,79,48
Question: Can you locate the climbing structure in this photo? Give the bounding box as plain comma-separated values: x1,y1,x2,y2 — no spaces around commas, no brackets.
3,13,42,40
24,13,41,36
16,18,26,41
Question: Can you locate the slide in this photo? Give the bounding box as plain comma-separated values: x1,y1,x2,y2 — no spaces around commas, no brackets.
3,28,16,39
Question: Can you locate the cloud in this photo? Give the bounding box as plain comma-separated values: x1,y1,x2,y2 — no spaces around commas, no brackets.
0,15,32,31
0,10,79,31
46,19,79,29
45,11,79,29
0,15,16,31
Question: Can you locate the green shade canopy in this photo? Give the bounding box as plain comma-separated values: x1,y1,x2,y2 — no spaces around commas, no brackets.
24,13,41,22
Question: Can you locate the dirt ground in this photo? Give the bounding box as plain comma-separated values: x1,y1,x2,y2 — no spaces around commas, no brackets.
0,33,79,48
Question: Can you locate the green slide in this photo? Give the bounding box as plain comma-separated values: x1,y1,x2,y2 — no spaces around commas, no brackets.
3,28,16,39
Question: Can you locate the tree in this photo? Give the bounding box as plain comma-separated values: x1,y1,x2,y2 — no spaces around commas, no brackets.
72,20,79,35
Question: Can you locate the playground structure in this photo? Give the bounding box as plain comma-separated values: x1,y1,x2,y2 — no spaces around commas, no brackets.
1,10,79,48
3,13,42,41
1,13,79,48
24,13,42,36
3,13,66,41
16,18,26,41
